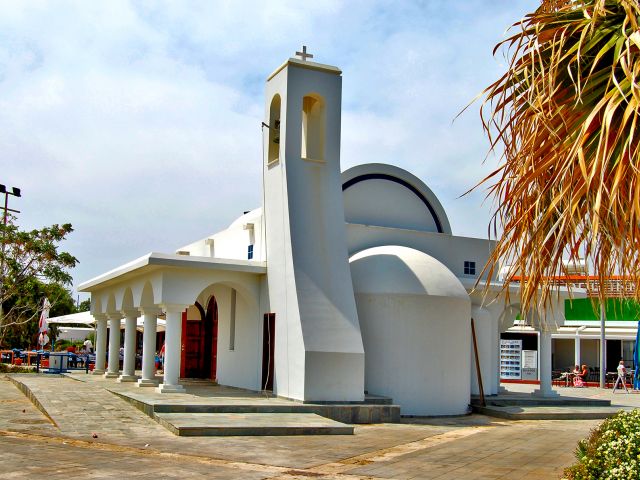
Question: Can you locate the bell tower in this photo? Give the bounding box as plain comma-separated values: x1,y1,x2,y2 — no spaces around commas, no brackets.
262,48,365,402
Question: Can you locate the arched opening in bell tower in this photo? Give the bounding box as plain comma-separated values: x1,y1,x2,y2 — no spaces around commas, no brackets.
268,94,281,164
301,93,325,161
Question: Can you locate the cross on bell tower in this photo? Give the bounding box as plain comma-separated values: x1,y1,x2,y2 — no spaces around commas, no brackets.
295,45,313,61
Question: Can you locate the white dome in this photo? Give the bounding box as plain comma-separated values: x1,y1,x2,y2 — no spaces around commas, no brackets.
350,245,467,299
341,163,452,234
228,207,262,228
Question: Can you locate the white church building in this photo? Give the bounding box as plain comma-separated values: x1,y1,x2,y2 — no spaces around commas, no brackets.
79,51,548,417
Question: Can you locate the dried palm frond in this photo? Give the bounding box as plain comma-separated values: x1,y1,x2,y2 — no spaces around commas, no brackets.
476,0,640,319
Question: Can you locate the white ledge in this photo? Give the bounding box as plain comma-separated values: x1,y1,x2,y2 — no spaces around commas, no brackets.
78,252,267,292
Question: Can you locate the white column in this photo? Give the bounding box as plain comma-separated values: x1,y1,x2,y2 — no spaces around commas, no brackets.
137,308,160,387
157,304,186,393
600,303,606,388
471,305,493,396
574,333,581,367
93,314,108,375
497,311,513,394
118,309,139,382
533,327,559,397
104,314,122,378
491,312,500,395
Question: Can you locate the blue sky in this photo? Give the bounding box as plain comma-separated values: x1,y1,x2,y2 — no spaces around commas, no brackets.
0,0,539,298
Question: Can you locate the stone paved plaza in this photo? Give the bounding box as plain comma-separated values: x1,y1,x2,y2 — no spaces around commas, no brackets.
1,374,640,479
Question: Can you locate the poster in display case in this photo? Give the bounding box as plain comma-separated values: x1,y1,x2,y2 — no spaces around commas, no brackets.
500,339,522,380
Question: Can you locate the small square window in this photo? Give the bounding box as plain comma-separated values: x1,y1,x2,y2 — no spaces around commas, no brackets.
464,261,476,275
247,244,254,260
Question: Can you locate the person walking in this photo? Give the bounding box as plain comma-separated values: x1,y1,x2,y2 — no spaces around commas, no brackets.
613,360,630,393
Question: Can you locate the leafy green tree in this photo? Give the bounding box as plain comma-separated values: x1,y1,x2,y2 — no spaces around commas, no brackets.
0,218,78,346
77,298,91,313
2,281,76,348
476,0,640,313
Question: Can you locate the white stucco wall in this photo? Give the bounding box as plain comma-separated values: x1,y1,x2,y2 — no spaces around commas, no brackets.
177,209,265,262
356,293,471,415
470,305,499,396
213,283,262,391
346,223,493,281
263,59,365,402
350,246,471,416
343,178,440,232
263,62,306,401
341,163,452,235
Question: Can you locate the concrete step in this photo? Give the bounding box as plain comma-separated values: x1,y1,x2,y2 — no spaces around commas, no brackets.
472,404,628,420
154,412,354,436
301,394,394,405
150,402,400,423
471,396,611,407
109,390,401,424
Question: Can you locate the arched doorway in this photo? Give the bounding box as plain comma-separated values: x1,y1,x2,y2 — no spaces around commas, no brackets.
181,297,218,379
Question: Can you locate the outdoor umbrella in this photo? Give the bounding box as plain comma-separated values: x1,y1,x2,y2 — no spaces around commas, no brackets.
37,298,51,348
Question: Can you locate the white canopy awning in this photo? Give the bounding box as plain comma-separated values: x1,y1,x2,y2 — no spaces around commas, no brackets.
47,311,166,332
47,311,94,325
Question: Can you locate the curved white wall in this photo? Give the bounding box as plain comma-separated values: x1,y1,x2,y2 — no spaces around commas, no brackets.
351,246,471,416
342,163,452,235
343,178,440,232
355,293,471,415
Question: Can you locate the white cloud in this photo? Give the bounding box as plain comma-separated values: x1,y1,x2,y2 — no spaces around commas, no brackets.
0,0,539,294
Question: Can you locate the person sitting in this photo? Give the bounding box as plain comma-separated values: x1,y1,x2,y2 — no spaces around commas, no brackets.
574,364,588,387
569,365,579,386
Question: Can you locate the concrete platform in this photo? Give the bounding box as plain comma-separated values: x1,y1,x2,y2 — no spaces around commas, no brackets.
155,412,354,436
471,383,639,420
111,388,398,424
472,404,627,420
56,371,400,436
79,374,400,426
471,395,611,408
1,375,613,479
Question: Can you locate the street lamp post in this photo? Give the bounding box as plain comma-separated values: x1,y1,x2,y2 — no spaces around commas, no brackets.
0,184,21,344
0,184,21,226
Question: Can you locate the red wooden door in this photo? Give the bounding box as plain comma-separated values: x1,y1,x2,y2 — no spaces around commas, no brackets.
179,299,218,380
206,297,218,381
181,311,205,378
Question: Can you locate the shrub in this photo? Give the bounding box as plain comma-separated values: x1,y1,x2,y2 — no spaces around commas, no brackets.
54,339,71,351
564,409,640,479
0,363,36,374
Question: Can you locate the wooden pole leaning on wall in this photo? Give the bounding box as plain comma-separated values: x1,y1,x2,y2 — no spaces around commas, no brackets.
471,317,486,407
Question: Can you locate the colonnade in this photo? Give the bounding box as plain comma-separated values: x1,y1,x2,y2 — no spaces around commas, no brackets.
92,304,187,393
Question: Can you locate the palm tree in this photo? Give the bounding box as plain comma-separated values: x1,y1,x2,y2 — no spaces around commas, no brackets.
478,0,640,315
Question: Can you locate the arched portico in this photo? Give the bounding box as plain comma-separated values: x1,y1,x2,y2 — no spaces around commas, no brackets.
180,282,263,390
80,253,267,394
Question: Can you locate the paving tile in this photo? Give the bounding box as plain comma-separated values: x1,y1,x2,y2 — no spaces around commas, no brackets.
2,374,639,479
